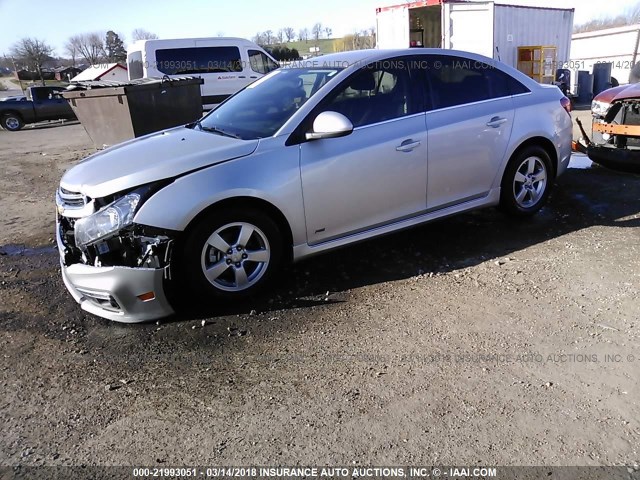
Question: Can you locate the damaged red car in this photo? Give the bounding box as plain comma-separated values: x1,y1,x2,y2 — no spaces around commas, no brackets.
583,83,640,172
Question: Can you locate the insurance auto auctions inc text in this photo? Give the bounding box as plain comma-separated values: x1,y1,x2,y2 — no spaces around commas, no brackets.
254,466,497,477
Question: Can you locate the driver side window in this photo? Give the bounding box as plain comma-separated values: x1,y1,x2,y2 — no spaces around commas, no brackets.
322,61,416,128
249,50,279,75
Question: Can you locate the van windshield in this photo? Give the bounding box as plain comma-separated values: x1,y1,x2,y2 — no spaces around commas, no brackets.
196,68,342,140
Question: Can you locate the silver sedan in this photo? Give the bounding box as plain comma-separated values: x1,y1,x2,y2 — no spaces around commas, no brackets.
56,48,573,322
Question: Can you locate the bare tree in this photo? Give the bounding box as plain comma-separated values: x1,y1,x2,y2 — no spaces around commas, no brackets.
64,40,79,67
312,23,324,43
325,27,333,39
298,28,309,43
10,38,53,86
69,33,105,65
252,32,264,45
574,1,640,32
131,28,159,41
631,2,640,22
283,27,295,42
264,30,274,45
252,31,275,46
339,28,376,51
277,29,285,44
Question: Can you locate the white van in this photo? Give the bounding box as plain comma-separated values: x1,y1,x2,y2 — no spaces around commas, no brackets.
126,37,279,109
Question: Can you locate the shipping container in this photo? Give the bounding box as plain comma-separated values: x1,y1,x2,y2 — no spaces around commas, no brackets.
376,0,574,70
571,24,640,87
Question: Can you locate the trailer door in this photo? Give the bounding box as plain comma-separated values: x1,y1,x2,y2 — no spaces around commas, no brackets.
444,2,495,58
376,6,410,49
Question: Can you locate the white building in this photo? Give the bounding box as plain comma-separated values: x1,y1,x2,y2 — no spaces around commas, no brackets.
71,63,128,82
376,0,574,70
571,24,640,86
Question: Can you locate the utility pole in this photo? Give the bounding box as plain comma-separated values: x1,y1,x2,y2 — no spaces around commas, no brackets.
4,53,25,94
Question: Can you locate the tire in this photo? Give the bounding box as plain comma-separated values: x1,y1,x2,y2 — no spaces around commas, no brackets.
1,113,24,131
500,145,553,217
178,208,283,300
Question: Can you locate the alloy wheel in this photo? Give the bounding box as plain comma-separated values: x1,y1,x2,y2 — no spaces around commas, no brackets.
200,222,271,292
5,117,20,130
513,156,547,208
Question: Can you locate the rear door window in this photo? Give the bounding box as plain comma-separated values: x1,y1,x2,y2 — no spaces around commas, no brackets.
155,46,243,75
421,55,529,109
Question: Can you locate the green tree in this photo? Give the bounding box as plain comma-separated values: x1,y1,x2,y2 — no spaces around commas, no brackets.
105,31,127,63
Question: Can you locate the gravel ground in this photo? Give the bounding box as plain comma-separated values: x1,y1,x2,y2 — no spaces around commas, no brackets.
0,111,639,469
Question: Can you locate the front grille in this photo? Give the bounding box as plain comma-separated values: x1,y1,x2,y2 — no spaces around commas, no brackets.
622,102,640,127
58,188,87,209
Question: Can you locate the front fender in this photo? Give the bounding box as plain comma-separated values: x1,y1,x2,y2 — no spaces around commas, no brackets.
133,140,307,245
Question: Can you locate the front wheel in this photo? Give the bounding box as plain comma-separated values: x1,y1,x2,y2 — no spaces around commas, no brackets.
500,146,553,217
180,208,283,300
1,113,24,131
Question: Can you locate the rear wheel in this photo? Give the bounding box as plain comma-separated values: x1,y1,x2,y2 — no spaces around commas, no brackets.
1,113,24,131
179,208,283,300
500,146,553,217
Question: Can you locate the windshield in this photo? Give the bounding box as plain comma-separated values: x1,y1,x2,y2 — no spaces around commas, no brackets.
197,68,342,140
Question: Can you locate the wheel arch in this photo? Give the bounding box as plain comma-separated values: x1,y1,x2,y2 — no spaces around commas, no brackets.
183,196,294,262
506,136,558,179
1,110,23,118
1,110,25,126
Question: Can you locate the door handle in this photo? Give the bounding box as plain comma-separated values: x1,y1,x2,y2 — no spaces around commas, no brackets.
396,139,421,152
486,116,508,128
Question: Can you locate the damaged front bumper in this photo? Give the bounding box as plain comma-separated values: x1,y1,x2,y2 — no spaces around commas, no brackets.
56,215,175,323
60,260,173,323
586,144,640,173
580,99,640,173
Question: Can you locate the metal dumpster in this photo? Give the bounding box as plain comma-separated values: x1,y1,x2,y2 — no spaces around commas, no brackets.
62,77,204,148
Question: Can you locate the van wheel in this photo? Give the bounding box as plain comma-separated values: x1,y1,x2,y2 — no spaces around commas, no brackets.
1,114,24,131
180,208,283,299
500,146,553,217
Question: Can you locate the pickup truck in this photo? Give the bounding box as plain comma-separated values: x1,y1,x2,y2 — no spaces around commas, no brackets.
0,86,76,131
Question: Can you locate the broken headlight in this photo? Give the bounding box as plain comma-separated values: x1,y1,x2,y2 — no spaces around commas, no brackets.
74,193,140,247
591,100,611,117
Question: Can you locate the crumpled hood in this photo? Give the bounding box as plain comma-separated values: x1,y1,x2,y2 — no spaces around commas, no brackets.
60,126,258,199
594,83,640,103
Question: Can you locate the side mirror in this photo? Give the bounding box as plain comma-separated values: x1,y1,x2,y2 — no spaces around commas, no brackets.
305,111,353,141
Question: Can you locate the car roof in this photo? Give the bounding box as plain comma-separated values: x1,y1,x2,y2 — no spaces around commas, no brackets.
297,48,539,90
295,48,504,67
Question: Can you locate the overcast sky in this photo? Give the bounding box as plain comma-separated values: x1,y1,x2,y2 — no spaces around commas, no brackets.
1,0,638,56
